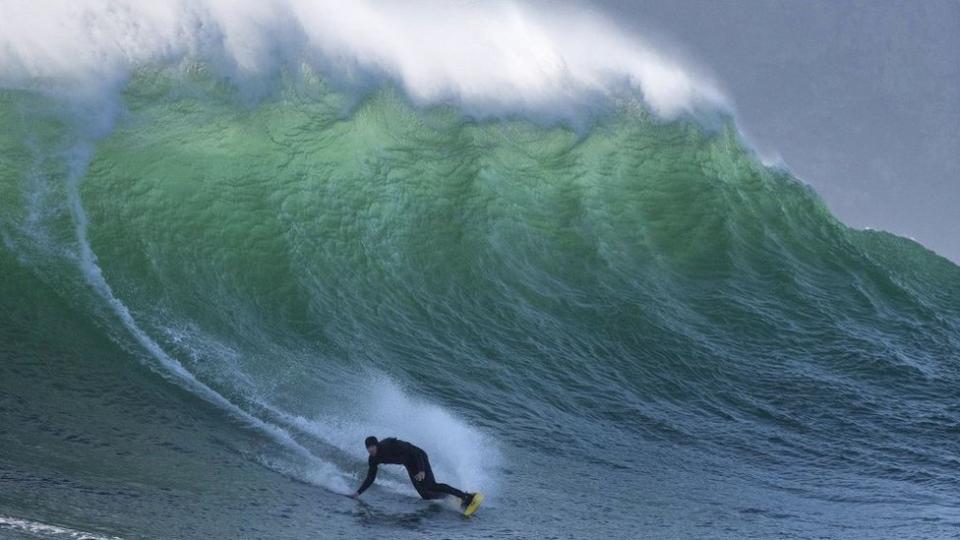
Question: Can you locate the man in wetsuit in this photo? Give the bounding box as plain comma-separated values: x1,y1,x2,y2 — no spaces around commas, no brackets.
350,436,478,509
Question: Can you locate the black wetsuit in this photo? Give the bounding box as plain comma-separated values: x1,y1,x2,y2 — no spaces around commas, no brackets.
356,437,470,502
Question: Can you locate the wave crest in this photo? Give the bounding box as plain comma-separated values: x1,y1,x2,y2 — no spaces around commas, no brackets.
0,0,725,120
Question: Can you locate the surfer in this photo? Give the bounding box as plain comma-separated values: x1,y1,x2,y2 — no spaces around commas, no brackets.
350,436,481,511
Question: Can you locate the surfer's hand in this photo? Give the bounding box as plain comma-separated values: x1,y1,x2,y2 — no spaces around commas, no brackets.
414,471,425,482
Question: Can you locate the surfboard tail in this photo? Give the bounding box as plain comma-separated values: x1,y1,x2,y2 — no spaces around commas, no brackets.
463,492,485,517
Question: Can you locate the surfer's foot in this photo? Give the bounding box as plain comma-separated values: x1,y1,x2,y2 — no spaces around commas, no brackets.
461,493,476,509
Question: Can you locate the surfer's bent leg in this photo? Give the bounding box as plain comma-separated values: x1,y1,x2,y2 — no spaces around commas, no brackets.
406,452,470,502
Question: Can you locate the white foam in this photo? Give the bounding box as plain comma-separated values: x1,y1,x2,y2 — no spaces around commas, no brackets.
0,515,123,540
265,375,500,499
0,0,725,119
359,376,499,495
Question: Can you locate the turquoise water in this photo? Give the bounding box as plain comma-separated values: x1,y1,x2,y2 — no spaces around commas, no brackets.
1,66,959,539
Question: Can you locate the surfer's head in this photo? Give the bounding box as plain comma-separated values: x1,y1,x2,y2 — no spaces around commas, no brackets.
365,436,378,456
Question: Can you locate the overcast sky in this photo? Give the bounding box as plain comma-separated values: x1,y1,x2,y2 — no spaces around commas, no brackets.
583,0,959,262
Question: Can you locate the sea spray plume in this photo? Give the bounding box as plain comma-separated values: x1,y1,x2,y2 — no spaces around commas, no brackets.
287,0,727,117
0,0,726,120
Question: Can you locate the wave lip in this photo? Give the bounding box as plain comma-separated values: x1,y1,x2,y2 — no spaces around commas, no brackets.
0,0,725,120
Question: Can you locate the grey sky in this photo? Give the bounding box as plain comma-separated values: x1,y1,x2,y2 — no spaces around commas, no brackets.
584,0,960,262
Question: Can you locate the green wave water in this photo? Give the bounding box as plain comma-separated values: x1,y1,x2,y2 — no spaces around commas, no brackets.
1,67,959,539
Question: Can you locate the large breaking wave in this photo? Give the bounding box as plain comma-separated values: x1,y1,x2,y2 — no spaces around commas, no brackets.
1,3,958,539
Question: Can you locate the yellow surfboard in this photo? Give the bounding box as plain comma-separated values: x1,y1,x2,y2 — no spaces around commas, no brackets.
463,492,484,517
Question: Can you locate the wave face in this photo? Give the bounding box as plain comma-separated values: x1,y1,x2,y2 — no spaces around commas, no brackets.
2,65,960,540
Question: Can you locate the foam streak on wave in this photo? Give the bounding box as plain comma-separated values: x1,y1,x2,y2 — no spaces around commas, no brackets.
59,141,350,493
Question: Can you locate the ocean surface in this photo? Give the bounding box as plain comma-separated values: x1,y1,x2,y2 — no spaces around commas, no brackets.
2,20,960,540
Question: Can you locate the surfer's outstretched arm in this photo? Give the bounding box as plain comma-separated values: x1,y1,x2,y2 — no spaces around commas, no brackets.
353,458,378,498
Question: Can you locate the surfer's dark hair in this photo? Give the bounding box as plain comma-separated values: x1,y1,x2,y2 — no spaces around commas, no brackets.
364,436,378,448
